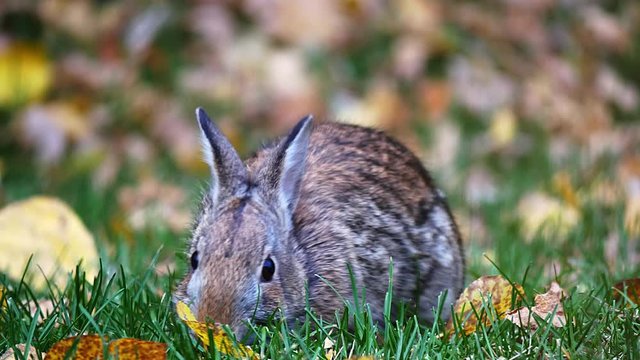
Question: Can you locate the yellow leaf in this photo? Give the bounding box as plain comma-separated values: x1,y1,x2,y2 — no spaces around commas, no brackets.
517,191,579,241
447,275,524,336
176,301,256,359
0,196,99,290
176,301,197,322
489,108,517,147
552,172,580,209
624,195,640,237
45,335,167,359
0,42,52,107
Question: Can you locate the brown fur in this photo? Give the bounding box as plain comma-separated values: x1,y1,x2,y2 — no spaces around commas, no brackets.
174,112,464,338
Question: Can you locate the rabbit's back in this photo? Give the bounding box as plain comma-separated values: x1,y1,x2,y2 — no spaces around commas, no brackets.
247,122,464,323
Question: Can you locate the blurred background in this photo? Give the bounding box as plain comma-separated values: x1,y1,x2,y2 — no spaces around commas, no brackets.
0,0,639,283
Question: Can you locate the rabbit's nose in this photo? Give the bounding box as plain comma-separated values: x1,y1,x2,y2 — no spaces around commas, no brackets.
197,294,235,325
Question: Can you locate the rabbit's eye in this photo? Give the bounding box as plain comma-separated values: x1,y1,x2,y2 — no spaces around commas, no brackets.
261,257,275,282
190,251,199,270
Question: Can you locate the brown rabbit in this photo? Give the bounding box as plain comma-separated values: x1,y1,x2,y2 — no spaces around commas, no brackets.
174,108,464,338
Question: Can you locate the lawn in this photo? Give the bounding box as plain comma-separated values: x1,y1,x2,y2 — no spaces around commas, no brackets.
1,1,640,359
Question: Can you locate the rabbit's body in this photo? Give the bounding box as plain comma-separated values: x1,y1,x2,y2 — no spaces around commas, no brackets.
175,109,464,338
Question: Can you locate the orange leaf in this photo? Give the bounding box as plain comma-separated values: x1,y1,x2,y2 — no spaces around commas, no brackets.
108,338,167,360
46,335,104,359
45,335,166,360
447,275,524,336
613,278,640,305
176,301,256,359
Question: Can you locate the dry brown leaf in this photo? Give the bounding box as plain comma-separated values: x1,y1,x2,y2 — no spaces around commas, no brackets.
45,335,166,360
118,178,190,232
447,275,524,335
612,278,640,305
581,6,629,50
506,281,567,330
465,166,498,206
324,337,335,360
449,57,516,115
393,36,428,80
176,301,256,359
38,0,98,42
336,82,409,132
1,343,41,360
247,0,347,47
20,101,91,166
28,298,57,324
0,196,99,290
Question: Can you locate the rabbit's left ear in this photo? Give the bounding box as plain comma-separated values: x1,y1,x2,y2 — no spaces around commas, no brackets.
196,107,248,203
265,115,314,216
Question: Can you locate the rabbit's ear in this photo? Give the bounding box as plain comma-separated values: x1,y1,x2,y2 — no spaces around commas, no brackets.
268,115,314,215
196,107,248,202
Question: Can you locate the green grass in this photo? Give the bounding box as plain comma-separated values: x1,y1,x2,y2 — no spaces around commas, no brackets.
1,118,639,359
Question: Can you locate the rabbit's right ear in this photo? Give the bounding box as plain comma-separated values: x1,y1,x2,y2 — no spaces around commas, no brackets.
196,107,248,202
262,115,314,217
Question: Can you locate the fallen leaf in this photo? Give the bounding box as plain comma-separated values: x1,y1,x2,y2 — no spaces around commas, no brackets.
449,57,516,115
46,335,104,359
517,191,579,241
28,298,57,323
45,335,167,360
419,80,452,121
489,108,517,147
612,278,640,305
447,275,524,335
506,281,567,330
552,172,580,209
107,338,167,360
624,195,640,238
20,101,91,165
1,343,41,360
324,337,335,360
0,42,52,107
465,166,498,206
118,177,190,232
0,196,99,290
176,301,256,359
248,0,348,47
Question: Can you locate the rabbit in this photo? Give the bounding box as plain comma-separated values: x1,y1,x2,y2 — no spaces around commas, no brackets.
174,108,464,339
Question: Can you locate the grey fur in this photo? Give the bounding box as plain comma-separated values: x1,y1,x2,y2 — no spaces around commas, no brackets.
174,109,465,338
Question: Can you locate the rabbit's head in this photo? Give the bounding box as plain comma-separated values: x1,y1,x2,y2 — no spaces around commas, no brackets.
174,108,313,338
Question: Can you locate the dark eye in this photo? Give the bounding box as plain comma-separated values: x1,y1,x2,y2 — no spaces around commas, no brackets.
261,257,275,282
190,251,199,270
